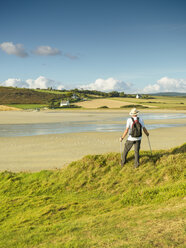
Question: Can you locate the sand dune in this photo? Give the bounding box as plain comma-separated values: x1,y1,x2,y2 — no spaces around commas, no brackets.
0,105,21,111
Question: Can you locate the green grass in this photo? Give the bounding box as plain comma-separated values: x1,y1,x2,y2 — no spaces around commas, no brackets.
112,96,186,110
33,89,68,95
0,144,185,247
7,104,48,109
120,104,148,109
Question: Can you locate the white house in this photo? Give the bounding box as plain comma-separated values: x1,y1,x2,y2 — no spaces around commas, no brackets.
60,100,70,107
136,94,142,99
72,94,79,100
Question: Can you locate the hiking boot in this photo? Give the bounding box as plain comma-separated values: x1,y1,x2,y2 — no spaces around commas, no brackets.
134,164,139,169
121,160,126,168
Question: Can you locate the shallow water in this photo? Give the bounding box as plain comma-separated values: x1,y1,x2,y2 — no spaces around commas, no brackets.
0,122,185,137
115,113,186,121
0,113,185,137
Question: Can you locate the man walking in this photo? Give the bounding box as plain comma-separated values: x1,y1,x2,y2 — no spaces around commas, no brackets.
120,108,149,168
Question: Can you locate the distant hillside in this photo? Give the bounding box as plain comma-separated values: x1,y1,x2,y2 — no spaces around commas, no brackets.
149,92,186,97
0,86,64,104
0,144,185,247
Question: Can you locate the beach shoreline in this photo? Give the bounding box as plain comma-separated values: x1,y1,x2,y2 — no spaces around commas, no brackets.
0,109,186,124
0,127,185,172
0,110,185,172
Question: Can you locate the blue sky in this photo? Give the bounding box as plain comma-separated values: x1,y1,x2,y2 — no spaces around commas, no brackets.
0,0,186,93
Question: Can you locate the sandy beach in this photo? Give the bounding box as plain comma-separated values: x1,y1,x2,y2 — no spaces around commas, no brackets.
0,110,186,172
0,108,186,124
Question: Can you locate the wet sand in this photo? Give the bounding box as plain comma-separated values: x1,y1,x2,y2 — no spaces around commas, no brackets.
0,109,186,124
0,110,185,172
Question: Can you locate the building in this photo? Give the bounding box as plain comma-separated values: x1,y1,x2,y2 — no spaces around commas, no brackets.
60,100,70,107
72,94,79,100
136,94,142,99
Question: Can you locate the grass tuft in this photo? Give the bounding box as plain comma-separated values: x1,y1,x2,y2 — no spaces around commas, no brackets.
0,144,185,247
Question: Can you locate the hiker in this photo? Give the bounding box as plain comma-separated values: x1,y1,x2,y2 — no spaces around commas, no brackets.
120,108,149,168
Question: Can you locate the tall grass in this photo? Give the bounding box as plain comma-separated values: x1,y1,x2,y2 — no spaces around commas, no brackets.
0,144,185,247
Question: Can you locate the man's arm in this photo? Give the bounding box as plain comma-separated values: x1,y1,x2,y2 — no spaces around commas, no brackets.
120,128,129,142
143,127,149,136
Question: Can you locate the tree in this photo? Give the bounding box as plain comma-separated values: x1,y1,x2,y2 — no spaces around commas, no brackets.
119,92,125,97
108,91,120,97
48,99,60,108
66,92,73,99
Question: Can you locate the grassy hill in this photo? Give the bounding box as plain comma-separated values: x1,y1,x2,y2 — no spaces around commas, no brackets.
112,96,186,110
0,86,64,105
1,86,186,110
0,144,185,247
149,92,186,97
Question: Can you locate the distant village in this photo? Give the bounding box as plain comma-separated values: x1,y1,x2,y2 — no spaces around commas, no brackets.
59,93,143,107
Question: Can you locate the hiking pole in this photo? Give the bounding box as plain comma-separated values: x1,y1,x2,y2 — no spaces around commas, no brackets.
147,136,152,156
120,139,123,161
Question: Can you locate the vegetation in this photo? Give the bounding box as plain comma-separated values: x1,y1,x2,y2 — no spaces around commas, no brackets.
0,86,64,105
120,104,148,109
150,92,186,97
0,144,185,247
1,86,186,110
98,105,109,109
113,96,186,110
7,104,48,110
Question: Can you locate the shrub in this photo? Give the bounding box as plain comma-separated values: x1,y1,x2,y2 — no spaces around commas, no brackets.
98,106,109,109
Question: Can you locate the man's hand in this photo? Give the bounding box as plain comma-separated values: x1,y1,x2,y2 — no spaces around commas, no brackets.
143,127,149,136
120,128,128,142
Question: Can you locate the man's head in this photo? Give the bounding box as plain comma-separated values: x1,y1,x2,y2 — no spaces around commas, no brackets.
129,108,139,116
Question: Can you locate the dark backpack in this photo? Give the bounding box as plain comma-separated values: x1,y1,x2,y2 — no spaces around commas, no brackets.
130,117,142,137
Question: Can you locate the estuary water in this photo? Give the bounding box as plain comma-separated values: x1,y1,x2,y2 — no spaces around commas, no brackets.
0,113,185,137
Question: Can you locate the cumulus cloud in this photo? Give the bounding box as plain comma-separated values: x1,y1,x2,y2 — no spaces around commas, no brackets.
33,46,61,56
1,76,64,90
0,42,28,57
2,78,29,88
0,42,78,60
143,77,186,93
79,77,132,92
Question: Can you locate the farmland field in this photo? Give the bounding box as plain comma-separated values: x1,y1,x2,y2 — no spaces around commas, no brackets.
74,96,186,110
112,96,186,110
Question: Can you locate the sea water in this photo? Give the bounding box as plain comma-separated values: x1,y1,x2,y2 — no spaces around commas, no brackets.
0,113,185,137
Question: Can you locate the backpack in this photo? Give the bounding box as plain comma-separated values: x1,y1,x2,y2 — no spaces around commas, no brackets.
130,117,142,137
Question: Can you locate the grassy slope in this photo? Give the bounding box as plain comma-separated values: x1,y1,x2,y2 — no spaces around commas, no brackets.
112,96,186,110
0,86,66,105
0,144,185,248
1,86,186,110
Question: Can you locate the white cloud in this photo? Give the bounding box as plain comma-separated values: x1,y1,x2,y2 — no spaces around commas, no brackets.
1,76,64,90
2,78,29,88
80,77,132,92
143,77,186,93
33,46,61,56
0,42,28,57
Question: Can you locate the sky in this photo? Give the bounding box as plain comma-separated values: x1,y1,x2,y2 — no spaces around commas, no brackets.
0,0,186,93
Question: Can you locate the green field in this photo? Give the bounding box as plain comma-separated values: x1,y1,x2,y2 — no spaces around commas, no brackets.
113,96,186,110
0,144,185,247
1,86,186,110
7,104,48,110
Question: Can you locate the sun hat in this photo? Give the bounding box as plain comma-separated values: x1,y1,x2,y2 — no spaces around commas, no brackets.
129,108,139,116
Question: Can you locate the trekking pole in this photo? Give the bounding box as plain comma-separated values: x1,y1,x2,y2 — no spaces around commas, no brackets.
120,139,123,161
147,136,152,156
